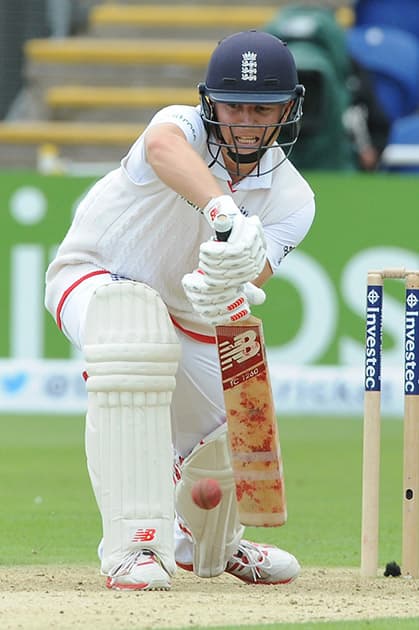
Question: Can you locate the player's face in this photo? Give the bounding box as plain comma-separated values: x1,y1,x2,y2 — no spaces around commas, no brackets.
214,102,286,156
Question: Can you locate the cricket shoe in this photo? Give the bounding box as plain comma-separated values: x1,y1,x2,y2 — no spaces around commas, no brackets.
224,540,300,585
106,550,171,591
177,539,300,585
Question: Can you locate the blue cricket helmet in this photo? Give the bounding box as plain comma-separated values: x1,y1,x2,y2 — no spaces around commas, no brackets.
203,30,302,104
199,30,305,175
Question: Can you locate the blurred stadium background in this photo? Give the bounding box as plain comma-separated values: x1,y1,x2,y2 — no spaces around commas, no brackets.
1,0,419,173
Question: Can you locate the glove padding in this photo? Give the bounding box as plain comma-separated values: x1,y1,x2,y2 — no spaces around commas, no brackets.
182,269,266,326
202,195,266,285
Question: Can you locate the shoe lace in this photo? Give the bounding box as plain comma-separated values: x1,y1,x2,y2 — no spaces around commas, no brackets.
230,541,272,582
109,549,155,578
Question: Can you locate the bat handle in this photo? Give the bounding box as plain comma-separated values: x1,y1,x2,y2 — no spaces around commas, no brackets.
214,214,233,242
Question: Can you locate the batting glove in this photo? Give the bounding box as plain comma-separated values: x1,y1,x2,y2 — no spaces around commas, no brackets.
182,269,266,326
201,195,266,285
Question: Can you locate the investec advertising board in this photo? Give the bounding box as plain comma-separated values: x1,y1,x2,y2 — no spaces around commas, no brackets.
1,172,418,415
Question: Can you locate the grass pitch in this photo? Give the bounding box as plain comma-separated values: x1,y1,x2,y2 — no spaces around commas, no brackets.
0,414,404,569
1,414,415,630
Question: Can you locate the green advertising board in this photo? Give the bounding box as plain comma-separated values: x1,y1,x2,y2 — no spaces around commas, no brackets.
0,172,94,360
257,173,419,367
0,171,418,368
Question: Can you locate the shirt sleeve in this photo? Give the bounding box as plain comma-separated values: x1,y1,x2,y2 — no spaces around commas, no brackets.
147,105,206,147
122,105,207,185
263,198,316,272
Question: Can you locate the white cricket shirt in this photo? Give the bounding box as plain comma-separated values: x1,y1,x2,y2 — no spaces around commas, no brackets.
45,105,315,338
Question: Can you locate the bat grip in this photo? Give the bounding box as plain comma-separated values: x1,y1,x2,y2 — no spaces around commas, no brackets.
214,214,233,241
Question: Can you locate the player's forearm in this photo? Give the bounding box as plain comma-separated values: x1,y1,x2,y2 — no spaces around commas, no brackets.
146,125,272,287
145,126,223,209
254,259,273,287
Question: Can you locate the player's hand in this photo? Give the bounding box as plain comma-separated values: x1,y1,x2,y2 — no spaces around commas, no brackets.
199,220,266,286
201,195,266,285
182,269,266,326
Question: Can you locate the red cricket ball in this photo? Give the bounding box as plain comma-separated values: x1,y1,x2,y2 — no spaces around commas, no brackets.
191,478,222,510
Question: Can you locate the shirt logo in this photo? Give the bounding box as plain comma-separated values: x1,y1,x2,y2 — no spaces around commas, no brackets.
241,51,257,81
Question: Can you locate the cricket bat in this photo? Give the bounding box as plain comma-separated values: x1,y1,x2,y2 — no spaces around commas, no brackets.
214,215,287,527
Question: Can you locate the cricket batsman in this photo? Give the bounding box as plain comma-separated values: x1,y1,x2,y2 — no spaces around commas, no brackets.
45,31,315,590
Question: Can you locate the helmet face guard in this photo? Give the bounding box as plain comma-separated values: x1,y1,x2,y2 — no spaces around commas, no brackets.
200,31,305,176
200,86,304,176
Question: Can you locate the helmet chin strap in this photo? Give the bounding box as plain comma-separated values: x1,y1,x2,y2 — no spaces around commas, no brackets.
226,148,265,164
225,125,278,164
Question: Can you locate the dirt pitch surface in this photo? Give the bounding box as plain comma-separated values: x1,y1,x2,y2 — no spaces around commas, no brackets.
1,566,419,629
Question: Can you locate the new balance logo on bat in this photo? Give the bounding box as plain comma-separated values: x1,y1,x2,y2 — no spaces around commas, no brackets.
218,330,260,371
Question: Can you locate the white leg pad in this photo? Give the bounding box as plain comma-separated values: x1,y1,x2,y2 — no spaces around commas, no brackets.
175,425,244,577
83,281,180,575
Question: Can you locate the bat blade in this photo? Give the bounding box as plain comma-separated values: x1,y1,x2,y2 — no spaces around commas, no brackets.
215,315,287,527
